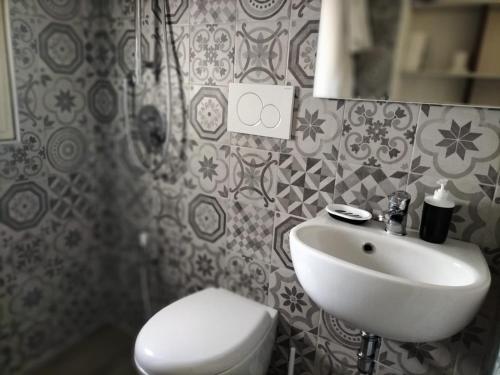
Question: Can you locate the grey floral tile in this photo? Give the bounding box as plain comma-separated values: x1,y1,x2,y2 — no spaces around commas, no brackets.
287,18,319,89
339,101,419,171
333,163,408,216
276,153,336,218
190,0,236,23
37,0,81,20
0,130,47,184
406,173,492,244
41,75,86,126
186,141,230,197
187,193,227,245
45,125,91,175
190,23,234,85
272,212,304,270
11,16,40,73
227,200,274,263
412,105,500,181
319,311,362,353
234,20,289,84
223,252,269,304
229,133,283,152
189,85,229,143
0,178,49,232
281,89,344,159
291,0,321,19
48,172,96,221
182,233,226,294
315,336,359,375
268,319,317,375
268,266,320,334
38,21,85,75
377,339,456,375
237,0,290,21
229,146,278,208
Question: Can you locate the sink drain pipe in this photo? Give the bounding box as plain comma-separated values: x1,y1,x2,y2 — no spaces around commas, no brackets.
357,331,380,374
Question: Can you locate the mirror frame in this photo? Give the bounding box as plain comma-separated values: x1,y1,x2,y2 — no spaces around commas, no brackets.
0,0,20,143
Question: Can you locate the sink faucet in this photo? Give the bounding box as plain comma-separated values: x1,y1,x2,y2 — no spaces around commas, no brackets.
384,191,411,236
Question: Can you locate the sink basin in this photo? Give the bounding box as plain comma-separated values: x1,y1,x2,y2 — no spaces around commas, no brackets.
290,212,491,342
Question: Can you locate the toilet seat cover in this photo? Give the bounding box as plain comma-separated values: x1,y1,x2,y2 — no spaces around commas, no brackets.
134,288,274,375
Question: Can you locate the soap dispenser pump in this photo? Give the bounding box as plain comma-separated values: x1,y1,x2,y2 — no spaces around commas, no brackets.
419,179,455,244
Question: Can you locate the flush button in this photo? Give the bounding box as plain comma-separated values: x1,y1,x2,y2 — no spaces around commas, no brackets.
261,104,280,128
237,92,262,126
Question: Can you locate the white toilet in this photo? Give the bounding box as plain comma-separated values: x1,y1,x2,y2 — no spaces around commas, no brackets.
134,288,278,375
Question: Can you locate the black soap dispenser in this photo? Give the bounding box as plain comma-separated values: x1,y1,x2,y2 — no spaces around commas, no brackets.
419,179,454,244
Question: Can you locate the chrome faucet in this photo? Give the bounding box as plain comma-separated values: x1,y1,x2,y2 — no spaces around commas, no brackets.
384,191,411,236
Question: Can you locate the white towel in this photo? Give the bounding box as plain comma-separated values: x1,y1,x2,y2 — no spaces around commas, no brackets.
313,0,373,98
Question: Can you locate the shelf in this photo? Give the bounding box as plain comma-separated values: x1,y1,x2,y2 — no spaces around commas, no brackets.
402,70,500,80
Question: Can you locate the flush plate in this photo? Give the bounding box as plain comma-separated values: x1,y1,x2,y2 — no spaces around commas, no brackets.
228,83,295,139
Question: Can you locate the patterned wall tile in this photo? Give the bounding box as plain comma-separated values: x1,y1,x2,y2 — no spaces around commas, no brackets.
269,324,317,375
186,141,230,197
315,335,359,375
169,25,190,81
268,266,320,335
281,90,344,159
406,174,492,243
190,23,234,86
164,0,190,25
272,212,304,270
291,0,321,19
287,18,319,89
319,311,362,353
230,133,283,152
339,101,419,171
39,22,84,75
188,193,226,244
48,173,95,221
377,338,455,375
276,153,336,218
45,126,90,174
333,163,408,216
86,29,116,77
88,80,118,123
412,105,500,182
189,85,229,143
224,252,269,304
190,0,236,23
41,76,86,126
229,146,278,208
0,180,48,231
37,0,81,21
235,21,289,84
0,131,46,183
227,200,274,263
237,0,290,21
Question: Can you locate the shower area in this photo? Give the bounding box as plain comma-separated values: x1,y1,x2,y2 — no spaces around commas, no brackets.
1,0,189,373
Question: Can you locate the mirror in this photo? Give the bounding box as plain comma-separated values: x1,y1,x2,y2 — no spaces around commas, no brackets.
0,0,19,142
314,0,500,107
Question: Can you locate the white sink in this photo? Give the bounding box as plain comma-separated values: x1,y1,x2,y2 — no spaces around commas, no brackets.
290,212,491,342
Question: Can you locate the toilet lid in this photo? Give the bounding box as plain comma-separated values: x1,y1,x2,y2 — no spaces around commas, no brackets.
134,288,275,375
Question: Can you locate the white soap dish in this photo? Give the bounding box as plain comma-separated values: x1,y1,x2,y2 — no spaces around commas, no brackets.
325,204,372,225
